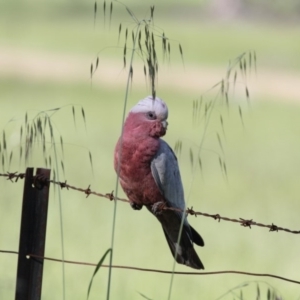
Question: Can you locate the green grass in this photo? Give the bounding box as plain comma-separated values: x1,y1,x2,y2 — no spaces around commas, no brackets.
1,1,300,299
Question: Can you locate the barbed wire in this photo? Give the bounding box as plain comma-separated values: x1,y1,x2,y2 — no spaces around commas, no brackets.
1,172,300,235
0,250,299,285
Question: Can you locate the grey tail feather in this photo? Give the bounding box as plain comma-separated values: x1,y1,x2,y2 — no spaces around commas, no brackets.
190,225,205,247
146,203,204,269
163,228,204,270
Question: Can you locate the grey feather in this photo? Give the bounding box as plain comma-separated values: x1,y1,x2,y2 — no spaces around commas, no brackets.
150,140,204,269
151,140,185,211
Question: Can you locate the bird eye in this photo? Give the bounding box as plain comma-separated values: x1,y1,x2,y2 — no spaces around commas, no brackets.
146,111,156,120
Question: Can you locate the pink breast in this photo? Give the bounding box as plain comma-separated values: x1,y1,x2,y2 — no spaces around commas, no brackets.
115,137,165,206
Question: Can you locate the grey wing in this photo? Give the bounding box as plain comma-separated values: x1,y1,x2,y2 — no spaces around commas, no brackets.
150,139,185,212
150,139,205,268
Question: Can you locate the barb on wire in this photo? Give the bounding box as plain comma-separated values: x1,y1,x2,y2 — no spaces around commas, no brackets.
0,172,25,182
179,208,300,235
0,250,299,285
49,178,129,203
1,172,300,235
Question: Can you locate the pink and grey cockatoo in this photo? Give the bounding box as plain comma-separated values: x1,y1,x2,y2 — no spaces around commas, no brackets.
114,96,204,269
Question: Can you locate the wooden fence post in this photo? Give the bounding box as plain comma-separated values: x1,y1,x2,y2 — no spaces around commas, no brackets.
15,168,51,300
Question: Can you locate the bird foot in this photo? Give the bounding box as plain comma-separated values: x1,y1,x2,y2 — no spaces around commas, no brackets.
130,202,143,210
151,201,167,215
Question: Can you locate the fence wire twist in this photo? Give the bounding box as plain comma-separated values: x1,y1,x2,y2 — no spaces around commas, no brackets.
1,171,299,235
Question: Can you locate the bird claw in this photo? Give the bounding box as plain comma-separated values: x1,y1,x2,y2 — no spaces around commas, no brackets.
151,201,166,215
130,202,143,210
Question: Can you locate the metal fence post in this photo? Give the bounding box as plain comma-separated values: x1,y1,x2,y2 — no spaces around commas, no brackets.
15,168,51,300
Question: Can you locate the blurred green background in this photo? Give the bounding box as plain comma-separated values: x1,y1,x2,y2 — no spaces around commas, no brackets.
1,0,300,299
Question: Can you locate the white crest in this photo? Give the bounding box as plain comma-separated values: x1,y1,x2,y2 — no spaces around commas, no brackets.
130,96,168,119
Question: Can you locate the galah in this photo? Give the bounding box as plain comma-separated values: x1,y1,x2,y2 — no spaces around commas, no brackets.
114,96,204,269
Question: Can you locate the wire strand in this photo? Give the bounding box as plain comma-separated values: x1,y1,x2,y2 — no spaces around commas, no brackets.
0,250,299,285
1,172,299,235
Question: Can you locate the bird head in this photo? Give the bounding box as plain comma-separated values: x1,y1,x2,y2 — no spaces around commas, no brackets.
126,96,169,138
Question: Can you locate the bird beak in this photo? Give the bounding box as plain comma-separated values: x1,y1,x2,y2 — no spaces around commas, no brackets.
161,120,168,129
